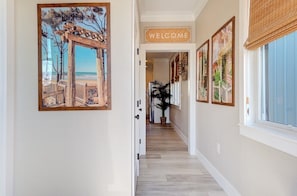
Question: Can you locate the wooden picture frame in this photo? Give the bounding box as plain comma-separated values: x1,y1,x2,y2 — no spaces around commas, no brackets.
175,55,180,82
211,16,235,106
171,61,175,83
180,52,188,81
37,3,111,111
196,40,209,102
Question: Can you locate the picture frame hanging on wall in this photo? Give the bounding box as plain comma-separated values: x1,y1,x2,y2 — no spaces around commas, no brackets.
211,16,235,106
180,52,188,81
196,40,209,102
37,3,111,111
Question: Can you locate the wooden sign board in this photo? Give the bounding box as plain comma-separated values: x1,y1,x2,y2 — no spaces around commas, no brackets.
145,28,191,43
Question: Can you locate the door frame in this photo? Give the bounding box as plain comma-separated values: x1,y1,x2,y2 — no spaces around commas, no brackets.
0,0,15,195
132,0,139,195
139,43,197,155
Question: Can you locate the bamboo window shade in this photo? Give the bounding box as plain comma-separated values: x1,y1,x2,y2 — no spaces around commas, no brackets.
245,0,297,50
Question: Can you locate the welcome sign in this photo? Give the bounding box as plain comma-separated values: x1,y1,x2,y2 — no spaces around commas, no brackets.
145,28,191,43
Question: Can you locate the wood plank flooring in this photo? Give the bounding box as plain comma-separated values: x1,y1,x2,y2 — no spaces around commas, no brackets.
136,124,227,196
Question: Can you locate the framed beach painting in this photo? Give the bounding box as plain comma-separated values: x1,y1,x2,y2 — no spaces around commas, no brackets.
196,40,209,102
37,3,111,111
211,16,235,106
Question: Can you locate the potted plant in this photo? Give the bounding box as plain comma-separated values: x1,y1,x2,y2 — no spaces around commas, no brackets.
151,80,171,125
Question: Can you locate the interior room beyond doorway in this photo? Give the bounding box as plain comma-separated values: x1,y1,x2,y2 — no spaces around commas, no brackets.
145,51,189,146
139,43,197,156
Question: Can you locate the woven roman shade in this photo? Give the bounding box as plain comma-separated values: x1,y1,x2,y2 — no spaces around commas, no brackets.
245,0,297,50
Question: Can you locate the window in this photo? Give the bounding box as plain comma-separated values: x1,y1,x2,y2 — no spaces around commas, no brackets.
170,53,181,107
240,0,297,158
170,83,175,104
260,31,297,128
170,77,181,106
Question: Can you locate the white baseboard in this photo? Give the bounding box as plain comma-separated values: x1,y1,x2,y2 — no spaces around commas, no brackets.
197,151,241,196
172,123,188,145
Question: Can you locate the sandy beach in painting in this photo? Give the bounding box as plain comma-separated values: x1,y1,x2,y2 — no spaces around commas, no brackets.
75,79,97,86
42,72,105,107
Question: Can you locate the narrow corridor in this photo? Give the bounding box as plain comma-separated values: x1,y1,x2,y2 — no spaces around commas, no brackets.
136,124,227,196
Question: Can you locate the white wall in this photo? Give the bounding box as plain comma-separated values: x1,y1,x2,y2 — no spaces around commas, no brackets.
196,0,297,195
14,0,134,196
153,58,170,84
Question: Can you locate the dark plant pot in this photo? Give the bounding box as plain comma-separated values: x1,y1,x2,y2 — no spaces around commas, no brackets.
160,117,167,125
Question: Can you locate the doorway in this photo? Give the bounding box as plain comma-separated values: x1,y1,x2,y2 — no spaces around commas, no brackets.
146,52,173,125
138,43,197,156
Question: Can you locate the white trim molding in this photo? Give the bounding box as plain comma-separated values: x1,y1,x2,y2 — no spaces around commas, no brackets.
141,13,195,22
0,0,15,195
0,5,8,193
193,0,208,20
197,151,241,196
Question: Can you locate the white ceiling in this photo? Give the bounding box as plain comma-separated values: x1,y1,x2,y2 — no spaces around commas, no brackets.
138,0,208,22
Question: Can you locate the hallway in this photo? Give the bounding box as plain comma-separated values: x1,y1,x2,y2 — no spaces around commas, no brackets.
136,124,227,196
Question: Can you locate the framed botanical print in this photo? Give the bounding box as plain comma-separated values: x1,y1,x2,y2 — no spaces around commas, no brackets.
211,16,235,106
196,40,209,102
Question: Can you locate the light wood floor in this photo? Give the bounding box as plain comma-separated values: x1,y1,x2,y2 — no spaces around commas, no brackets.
136,123,227,196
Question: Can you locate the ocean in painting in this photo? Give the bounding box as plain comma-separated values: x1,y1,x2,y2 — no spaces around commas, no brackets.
75,72,97,80
44,72,97,81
